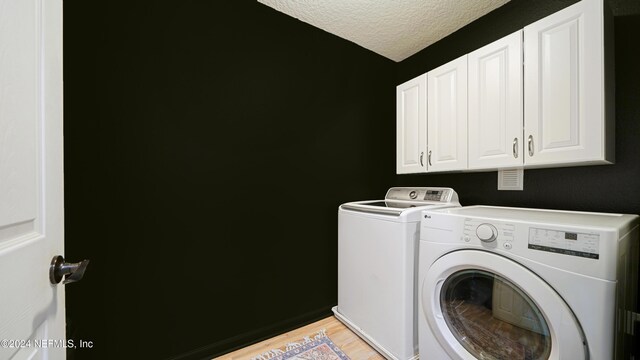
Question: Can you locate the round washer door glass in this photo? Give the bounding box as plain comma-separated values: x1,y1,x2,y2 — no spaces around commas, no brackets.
441,269,552,360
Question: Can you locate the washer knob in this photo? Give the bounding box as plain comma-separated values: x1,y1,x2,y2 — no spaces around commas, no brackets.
476,223,498,243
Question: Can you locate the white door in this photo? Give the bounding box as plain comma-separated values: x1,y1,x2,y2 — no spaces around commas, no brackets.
422,250,586,359
396,74,427,174
0,0,65,359
491,278,545,334
468,31,523,170
524,0,611,166
427,55,467,172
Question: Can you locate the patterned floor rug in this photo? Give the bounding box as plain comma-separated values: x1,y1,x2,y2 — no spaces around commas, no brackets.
250,329,350,360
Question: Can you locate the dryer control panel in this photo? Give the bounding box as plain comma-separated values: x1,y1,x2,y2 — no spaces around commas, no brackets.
463,219,515,250
528,228,600,259
462,218,601,258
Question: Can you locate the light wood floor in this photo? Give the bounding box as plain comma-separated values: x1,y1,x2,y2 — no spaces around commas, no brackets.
215,316,385,360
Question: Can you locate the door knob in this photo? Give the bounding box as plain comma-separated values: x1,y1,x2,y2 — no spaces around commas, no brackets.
49,255,90,285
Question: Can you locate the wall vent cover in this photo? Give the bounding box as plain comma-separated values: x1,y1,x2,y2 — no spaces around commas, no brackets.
498,169,524,191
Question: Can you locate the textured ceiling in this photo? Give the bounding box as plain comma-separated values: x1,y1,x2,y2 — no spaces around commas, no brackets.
257,0,511,62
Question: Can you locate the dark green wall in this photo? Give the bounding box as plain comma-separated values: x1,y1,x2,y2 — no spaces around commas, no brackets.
63,0,640,359
63,1,395,359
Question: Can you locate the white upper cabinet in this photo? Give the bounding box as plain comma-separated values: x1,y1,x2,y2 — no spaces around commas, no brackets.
427,55,468,172
524,0,613,166
396,74,427,174
468,30,523,170
395,0,612,175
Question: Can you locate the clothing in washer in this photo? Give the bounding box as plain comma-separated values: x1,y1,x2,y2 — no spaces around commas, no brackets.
419,205,639,360
332,187,460,360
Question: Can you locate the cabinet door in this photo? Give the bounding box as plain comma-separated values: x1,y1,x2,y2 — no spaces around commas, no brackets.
397,74,427,174
468,31,523,170
524,0,612,166
427,55,467,172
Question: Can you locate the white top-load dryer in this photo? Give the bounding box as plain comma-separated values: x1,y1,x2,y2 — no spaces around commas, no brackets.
419,206,639,360
333,187,460,360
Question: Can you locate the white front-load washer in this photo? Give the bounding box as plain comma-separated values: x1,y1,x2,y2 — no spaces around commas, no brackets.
419,206,639,360
332,187,460,360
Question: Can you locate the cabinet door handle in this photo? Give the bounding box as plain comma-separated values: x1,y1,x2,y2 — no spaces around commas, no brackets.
428,150,432,166
420,152,424,167
513,138,519,158
528,135,534,156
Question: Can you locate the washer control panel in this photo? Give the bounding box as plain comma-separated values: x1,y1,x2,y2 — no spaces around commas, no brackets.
385,187,455,203
464,218,515,249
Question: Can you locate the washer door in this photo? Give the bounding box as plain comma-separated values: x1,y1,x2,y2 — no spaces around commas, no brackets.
422,250,587,360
